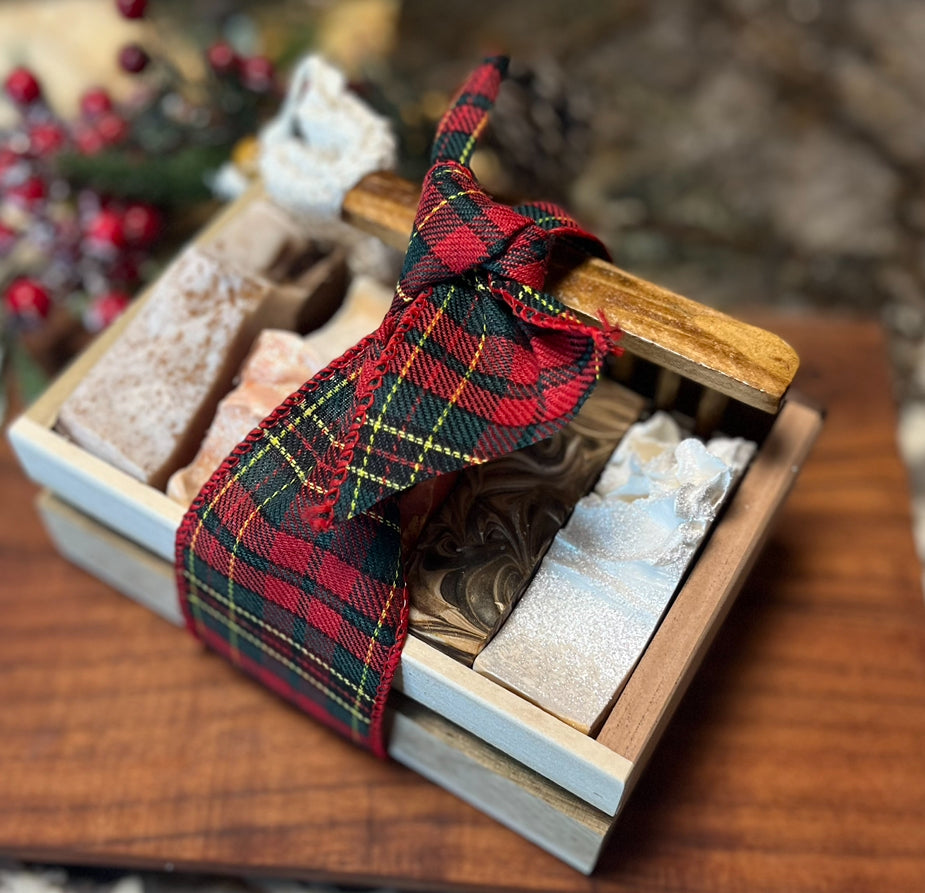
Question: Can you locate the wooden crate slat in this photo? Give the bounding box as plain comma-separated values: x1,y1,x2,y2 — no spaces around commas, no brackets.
34,490,612,874
597,398,824,764
342,171,799,413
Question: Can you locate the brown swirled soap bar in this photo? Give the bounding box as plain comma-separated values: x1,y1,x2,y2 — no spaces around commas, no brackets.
405,378,646,664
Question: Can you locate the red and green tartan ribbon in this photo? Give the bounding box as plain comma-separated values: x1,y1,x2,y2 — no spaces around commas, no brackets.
175,56,620,757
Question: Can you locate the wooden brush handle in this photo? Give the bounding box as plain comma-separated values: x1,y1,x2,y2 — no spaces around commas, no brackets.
342,171,798,413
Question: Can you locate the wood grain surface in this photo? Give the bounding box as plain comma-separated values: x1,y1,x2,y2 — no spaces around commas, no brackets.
2,314,925,892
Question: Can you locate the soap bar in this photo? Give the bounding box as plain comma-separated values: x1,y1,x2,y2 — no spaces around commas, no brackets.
406,379,646,665
473,412,756,733
164,329,315,505
166,275,393,505
56,249,279,488
259,55,397,219
201,196,349,335
203,195,315,279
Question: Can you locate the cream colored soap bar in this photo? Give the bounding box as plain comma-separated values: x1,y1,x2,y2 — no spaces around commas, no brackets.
203,196,314,278
166,275,393,505
473,412,755,734
200,196,349,336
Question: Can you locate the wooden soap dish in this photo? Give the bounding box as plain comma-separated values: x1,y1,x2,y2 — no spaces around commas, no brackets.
9,175,822,874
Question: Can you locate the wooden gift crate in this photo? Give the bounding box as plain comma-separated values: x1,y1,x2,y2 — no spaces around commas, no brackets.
8,179,822,874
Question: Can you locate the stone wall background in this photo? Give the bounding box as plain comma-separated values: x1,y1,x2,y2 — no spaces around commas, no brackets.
394,0,925,397
391,0,925,571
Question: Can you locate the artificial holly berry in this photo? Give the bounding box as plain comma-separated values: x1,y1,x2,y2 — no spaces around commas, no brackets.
109,251,142,285
74,126,105,156
85,208,125,251
116,0,147,19
207,41,238,76
28,122,67,157
4,67,41,106
97,112,129,145
80,87,114,117
7,175,47,208
240,56,274,93
4,277,51,321
84,289,130,332
0,147,21,183
123,203,160,246
118,44,150,74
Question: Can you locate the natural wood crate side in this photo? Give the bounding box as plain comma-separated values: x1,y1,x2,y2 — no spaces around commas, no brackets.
341,171,799,412
11,419,183,561
33,489,616,873
596,397,823,766
34,490,632,815
390,698,612,874
37,491,184,626
399,636,631,814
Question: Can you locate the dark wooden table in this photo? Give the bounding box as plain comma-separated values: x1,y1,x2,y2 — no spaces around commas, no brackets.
2,314,925,892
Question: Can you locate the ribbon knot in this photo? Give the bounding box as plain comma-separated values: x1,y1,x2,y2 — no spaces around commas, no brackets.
398,162,559,296
176,56,621,756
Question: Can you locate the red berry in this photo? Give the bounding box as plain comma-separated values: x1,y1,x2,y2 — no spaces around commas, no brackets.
207,41,238,76
7,175,46,207
116,0,147,19
0,146,21,181
28,122,66,157
80,87,114,117
74,126,105,156
96,112,128,145
4,67,41,106
240,56,274,92
85,208,125,250
118,44,150,74
109,252,141,285
84,289,130,332
4,277,51,321
123,203,161,246
0,222,18,256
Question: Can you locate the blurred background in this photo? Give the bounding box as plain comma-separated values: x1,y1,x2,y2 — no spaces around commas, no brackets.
4,0,925,391
2,2,924,891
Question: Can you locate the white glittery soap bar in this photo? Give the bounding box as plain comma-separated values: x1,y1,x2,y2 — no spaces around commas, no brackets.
473,411,756,734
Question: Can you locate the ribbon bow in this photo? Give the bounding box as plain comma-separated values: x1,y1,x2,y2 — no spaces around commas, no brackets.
176,56,619,756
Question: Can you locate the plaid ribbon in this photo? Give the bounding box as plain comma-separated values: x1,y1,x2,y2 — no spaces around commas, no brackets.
175,56,619,756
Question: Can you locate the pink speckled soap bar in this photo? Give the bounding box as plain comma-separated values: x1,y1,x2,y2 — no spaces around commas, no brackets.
166,275,393,505
57,248,286,488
